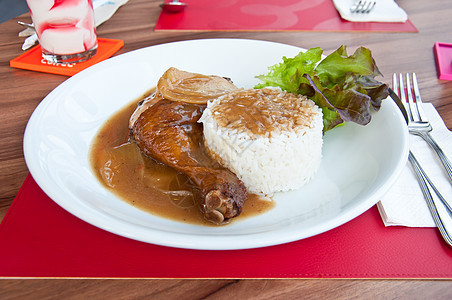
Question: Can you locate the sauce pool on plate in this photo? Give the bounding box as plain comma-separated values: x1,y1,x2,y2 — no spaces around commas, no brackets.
89,91,275,226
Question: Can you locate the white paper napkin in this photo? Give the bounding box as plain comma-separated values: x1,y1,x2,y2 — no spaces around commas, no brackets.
332,0,408,23
378,103,452,227
19,0,129,50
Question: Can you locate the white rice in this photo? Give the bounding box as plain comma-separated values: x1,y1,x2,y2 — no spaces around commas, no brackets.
198,87,324,196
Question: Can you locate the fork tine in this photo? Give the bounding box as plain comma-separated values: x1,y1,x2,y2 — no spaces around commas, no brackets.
360,1,370,13
358,1,368,13
398,74,405,100
398,73,414,121
363,1,376,13
412,73,429,122
356,1,365,12
406,74,420,122
392,73,410,122
350,0,362,13
392,73,399,96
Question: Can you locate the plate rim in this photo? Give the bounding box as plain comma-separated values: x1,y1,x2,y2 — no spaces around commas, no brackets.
23,38,409,250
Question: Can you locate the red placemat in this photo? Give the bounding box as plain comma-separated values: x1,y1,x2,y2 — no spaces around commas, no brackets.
0,174,451,279
155,0,417,32
10,38,124,76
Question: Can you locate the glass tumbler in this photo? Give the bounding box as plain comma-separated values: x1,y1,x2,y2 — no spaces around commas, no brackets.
26,0,98,64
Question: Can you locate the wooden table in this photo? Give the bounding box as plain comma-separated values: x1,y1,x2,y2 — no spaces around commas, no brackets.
1,0,451,298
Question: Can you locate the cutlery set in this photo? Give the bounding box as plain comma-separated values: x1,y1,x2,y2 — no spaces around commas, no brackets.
391,73,452,246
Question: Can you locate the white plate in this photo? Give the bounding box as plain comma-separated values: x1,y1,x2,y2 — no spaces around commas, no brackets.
24,39,409,250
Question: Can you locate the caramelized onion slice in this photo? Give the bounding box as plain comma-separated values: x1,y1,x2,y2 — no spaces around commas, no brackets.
157,67,238,104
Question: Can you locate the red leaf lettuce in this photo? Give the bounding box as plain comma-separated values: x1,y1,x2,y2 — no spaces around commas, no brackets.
255,45,389,132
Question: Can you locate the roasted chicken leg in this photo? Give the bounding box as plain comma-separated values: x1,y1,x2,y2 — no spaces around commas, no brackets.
130,97,247,225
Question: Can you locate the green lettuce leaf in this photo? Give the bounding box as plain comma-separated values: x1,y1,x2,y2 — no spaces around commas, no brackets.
255,45,389,132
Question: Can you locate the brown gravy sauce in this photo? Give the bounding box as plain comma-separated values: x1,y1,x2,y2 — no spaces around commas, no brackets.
90,90,275,226
211,88,315,136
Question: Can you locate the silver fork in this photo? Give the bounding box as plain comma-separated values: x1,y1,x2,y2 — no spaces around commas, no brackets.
350,0,376,13
391,77,452,247
395,73,452,185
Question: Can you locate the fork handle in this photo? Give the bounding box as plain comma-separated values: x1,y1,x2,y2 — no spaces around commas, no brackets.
414,131,452,185
409,152,452,247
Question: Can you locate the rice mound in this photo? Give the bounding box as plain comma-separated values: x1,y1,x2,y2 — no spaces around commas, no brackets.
198,87,324,196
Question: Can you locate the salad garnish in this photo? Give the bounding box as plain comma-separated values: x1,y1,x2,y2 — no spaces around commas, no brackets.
255,45,389,132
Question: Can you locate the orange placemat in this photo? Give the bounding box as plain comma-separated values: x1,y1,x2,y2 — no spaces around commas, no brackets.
155,0,417,32
10,38,124,76
0,174,451,279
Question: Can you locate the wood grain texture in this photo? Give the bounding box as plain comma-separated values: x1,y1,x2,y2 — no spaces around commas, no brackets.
1,0,452,297
0,279,452,299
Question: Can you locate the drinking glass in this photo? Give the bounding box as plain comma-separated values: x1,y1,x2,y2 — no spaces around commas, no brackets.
26,0,98,64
